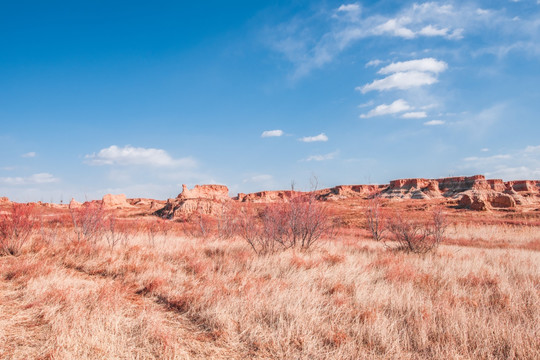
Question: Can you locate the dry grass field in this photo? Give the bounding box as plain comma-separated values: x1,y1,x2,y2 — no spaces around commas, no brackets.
0,205,539,359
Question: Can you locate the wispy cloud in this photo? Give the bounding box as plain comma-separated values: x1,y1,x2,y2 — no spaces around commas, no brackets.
261,129,284,138
0,173,59,185
378,58,447,74
85,145,196,168
359,71,439,93
424,120,445,126
299,133,328,142
360,99,411,118
21,152,36,158
305,151,339,161
402,111,427,119
267,2,468,78
460,144,540,180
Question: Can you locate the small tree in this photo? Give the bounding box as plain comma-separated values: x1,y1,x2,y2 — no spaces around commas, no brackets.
386,208,447,253
0,203,36,256
70,203,106,244
365,196,387,242
238,179,333,255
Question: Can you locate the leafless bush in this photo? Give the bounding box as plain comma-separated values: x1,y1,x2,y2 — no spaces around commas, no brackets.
0,203,36,255
144,218,174,246
239,189,333,255
239,205,280,255
104,217,132,249
365,196,387,242
216,203,240,239
70,203,106,244
386,208,448,253
288,193,332,249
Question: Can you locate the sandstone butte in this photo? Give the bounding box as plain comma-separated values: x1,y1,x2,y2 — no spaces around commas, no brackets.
1,175,539,216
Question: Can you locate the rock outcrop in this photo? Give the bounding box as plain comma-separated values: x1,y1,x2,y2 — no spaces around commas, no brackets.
69,198,82,209
151,175,539,216
102,194,132,209
156,184,231,219
458,191,517,211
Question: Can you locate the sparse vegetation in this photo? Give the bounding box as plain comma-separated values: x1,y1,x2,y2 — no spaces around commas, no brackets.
0,203,36,256
0,200,538,359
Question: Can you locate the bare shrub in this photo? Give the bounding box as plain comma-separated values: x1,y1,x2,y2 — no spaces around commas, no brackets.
386,208,447,253
69,203,106,244
216,203,240,239
239,189,333,255
0,203,36,256
144,218,173,246
104,217,132,249
365,196,387,242
239,205,280,255
288,192,332,249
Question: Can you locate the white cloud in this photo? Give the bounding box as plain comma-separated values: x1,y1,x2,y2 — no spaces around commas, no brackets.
305,151,339,161
402,111,427,119
299,133,328,142
261,129,284,138
418,25,449,37
481,148,490,152
424,120,445,126
365,59,382,67
0,173,59,185
21,152,36,158
525,145,540,152
378,58,448,74
459,144,540,180
85,145,196,168
268,1,468,78
337,4,360,13
373,18,415,39
464,154,512,162
358,71,438,93
360,99,411,118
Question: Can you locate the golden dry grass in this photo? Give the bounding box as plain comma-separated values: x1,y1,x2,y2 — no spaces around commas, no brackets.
0,222,539,359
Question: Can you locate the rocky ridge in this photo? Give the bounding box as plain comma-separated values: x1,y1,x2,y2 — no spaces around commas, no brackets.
1,176,539,216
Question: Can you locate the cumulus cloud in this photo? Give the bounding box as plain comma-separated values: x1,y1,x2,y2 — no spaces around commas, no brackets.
378,58,448,74
424,120,445,126
359,57,447,93
261,129,284,138
85,145,196,168
21,152,36,158
299,133,328,142
402,111,427,119
0,173,59,185
360,99,411,118
359,71,438,93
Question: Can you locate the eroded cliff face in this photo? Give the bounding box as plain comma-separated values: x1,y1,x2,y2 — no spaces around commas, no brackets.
155,184,231,219
5,175,535,216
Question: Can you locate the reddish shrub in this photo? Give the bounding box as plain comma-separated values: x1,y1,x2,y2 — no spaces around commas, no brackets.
0,203,36,255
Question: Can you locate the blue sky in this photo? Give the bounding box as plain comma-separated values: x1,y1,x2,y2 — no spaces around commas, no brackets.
1,0,540,202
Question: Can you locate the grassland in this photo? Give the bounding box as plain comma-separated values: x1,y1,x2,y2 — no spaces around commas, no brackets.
1,211,538,359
